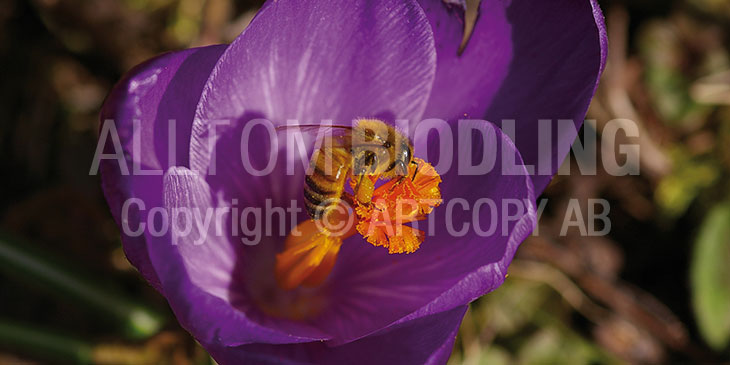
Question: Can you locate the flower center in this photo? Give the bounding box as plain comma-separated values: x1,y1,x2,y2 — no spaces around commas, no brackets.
275,158,442,290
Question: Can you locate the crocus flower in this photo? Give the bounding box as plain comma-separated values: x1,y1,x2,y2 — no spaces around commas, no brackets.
98,0,606,363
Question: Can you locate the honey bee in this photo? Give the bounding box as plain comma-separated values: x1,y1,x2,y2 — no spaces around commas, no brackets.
277,119,416,221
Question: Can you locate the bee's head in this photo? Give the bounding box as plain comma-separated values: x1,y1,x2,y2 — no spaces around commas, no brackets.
352,119,413,177
389,139,412,177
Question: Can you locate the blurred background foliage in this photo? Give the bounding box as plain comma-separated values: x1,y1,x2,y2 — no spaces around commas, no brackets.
0,0,729,363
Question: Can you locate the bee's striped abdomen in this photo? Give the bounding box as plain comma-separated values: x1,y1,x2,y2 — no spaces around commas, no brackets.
304,146,351,220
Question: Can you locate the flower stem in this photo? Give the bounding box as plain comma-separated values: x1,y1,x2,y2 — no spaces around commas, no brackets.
0,318,94,364
0,231,165,339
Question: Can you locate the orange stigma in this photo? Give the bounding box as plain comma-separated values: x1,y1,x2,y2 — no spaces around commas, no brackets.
275,158,442,290
352,158,442,253
275,202,357,290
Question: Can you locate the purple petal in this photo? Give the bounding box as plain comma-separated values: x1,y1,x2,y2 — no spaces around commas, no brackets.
419,0,608,194
179,113,533,345
166,119,334,344
99,45,226,290
419,0,512,122
205,305,467,364
191,0,437,151
486,0,607,194
321,119,536,343
150,167,329,345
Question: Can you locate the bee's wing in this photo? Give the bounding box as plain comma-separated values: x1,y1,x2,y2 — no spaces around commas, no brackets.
274,124,352,135
275,124,353,147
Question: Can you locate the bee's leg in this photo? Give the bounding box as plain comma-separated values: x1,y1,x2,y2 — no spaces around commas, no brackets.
411,160,419,181
352,150,377,204
354,174,375,204
340,192,355,207
386,161,416,193
353,173,363,196
387,175,406,193
385,160,407,192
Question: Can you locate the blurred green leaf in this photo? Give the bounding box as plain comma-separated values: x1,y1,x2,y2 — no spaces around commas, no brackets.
169,0,205,45
0,318,93,364
478,345,511,365
517,326,600,365
477,278,552,336
460,277,618,365
639,18,716,129
719,110,730,169
0,231,165,339
687,0,730,19
691,202,730,350
655,147,719,218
